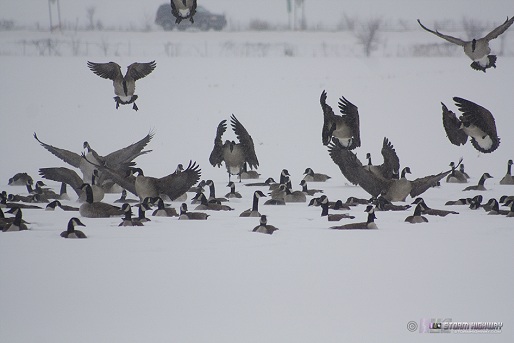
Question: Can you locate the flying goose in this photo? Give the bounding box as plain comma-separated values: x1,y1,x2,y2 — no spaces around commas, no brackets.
446,161,468,183
303,168,331,182
240,190,266,217
328,138,459,202
8,172,33,186
46,200,79,212
499,160,514,185
411,198,458,216
119,203,144,226
87,60,156,111
463,172,493,191
441,97,500,153
417,17,514,72
225,182,242,199
2,207,29,232
404,203,429,224
209,114,259,182
170,0,198,24
152,197,178,217
178,203,209,220
86,159,201,203
330,205,377,230
34,131,154,185
363,137,400,179
317,195,355,221
60,218,87,238
79,184,123,218
252,215,279,235
320,90,360,149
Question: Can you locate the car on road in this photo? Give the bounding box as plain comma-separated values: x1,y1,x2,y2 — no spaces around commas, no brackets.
155,4,227,31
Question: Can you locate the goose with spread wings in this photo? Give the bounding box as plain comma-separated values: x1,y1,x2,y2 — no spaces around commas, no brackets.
34,131,153,186
209,114,259,182
328,138,460,202
87,61,156,111
417,17,514,72
170,0,198,24
441,97,499,153
363,137,400,180
320,90,360,149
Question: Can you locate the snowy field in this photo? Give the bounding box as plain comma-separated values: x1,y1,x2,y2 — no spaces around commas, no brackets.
1,26,514,343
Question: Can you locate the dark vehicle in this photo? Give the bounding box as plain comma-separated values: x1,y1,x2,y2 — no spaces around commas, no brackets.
155,4,227,31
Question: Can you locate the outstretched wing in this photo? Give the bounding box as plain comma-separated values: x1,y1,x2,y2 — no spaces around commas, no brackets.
338,96,361,149
34,133,82,168
328,139,384,197
417,19,466,46
320,90,337,146
410,159,462,198
230,114,259,169
38,167,83,196
441,102,468,146
209,119,227,167
484,16,514,41
87,61,122,80
126,61,157,81
103,131,154,169
379,137,400,179
157,161,202,200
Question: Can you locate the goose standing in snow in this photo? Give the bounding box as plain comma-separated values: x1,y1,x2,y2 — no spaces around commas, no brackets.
87,61,156,111
441,97,500,153
417,17,514,72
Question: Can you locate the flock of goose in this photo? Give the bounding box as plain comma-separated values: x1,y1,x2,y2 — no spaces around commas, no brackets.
2,11,514,237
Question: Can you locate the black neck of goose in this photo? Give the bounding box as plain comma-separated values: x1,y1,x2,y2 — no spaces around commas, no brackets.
366,211,376,224
13,209,22,225
401,168,408,178
280,173,288,184
491,200,500,212
208,183,216,197
26,183,34,194
84,185,94,203
157,200,165,210
200,195,208,205
301,183,308,192
320,202,329,216
138,206,146,219
67,220,76,233
180,205,187,215
367,156,372,166
0,208,4,219
478,175,487,185
507,163,512,175
124,209,133,220
252,193,260,211
414,204,423,216
59,183,67,196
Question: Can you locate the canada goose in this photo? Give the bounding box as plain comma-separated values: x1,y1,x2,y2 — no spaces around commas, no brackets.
404,203,429,224
79,184,123,218
252,215,279,235
34,131,153,185
39,167,91,201
225,181,242,199
499,195,514,204
460,164,470,179
362,138,400,180
0,207,30,231
417,17,514,71
1,194,42,209
328,138,458,202
444,197,472,206
267,184,287,202
8,172,33,186
240,162,261,179
205,180,229,202
193,193,233,211
2,207,29,232
46,200,79,212
412,198,458,216
240,190,266,217
499,160,514,185
506,200,514,217
469,195,484,210
303,168,331,182
318,196,355,221
86,159,201,203
135,201,152,223
269,170,291,191
463,173,493,191
299,180,323,196
446,161,468,183
114,189,139,204
60,217,87,238
170,0,198,24
320,90,360,149
487,199,510,215
244,177,277,187
481,198,497,212
344,196,370,206
119,203,144,226
209,114,259,182
152,197,178,217
373,196,411,211
308,197,351,210
87,60,156,111
178,203,209,220
284,186,307,203
188,180,206,193
441,97,500,153
330,205,377,230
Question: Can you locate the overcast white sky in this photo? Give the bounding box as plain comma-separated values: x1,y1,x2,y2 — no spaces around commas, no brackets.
1,0,513,29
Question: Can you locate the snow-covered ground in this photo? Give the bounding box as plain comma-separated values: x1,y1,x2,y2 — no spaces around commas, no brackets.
1,27,513,343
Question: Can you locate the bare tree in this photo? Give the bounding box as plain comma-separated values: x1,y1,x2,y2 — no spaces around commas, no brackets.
86,6,96,30
462,17,486,40
354,18,382,57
